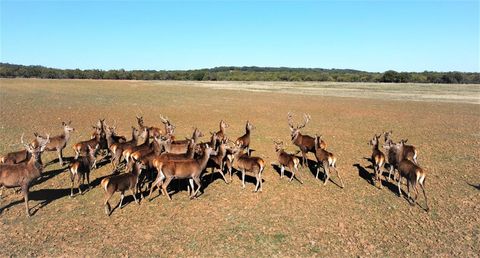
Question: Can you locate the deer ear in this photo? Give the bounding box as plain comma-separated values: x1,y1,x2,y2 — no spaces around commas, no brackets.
68,121,72,125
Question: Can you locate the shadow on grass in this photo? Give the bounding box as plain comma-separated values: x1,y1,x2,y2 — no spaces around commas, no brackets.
467,182,480,191
0,188,70,216
271,164,304,184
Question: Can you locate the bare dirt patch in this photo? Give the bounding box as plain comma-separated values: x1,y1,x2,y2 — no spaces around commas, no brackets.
0,79,479,256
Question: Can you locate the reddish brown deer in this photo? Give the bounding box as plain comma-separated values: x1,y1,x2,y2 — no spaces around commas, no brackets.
388,141,429,211
288,112,326,167
159,114,176,137
122,127,150,164
205,138,229,184
314,135,344,188
1,133,49,164
150,144,216,200
44,121,75,166
0,134,49,216
110,127,141,169
274,141,302,183
69,144,98,197
72,125,103,159
227,144,265,192
384,131,418,165
104,124,127,155
369,134,386,189
235,121,255,156
137,116,163,138
215,120,229,145
101,160,143,216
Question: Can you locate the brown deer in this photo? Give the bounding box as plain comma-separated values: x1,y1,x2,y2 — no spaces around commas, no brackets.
215,120,229,145
388,141,429,211
159,114,176,137
104,124,127,155
72,125,103,159
287,112,326,167
101,160,143,216
369,134,386,188
123,127,150,164
110,127,141,169
44,121,75,166
0,134,49,216
172,127,203,146
150,144,216,200
205,138,229,184
384,131,418,165
227,144,265,192
69,144,98,197
274,141,302,183
235,121,255,156
0,133,49,164
314,135,344,188
137,116,163,138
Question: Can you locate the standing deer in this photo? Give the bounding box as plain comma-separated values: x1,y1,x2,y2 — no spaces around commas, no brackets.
101,160,143,216
44,121,75,166
104,124,127,155
72,125,103,159
227,144,265,192
235,121,255,156
384,131,418,165
69,144,98,197
110,127,141,169
388,141,429,211
123,127,150,165
369,134,386,188
215,120,229,146
0,134,49,216
159,114,176,137
137,116,163,138
172,127,203,145
287,112,326,167
314,135,344,188
274,141,302,183
205,138,229,184
1,133,49,164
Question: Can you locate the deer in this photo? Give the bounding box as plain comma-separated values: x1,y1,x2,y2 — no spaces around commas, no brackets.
0,133,49,164
368,134,386,189
110,127,141,169
101,160,144,216
205,138,229,184
273,141,302,184
314,135,344,188
384,131,418,165
137,116,163,138
72,125,104,159
104,124,127,155
122,127,150,165
69,144,98,197
235,120,255,156
287,112,326,167
387,141,429,211
159,114,176,137
149,144,216,200
226,143,265,192
44,121,75,166
215,120,229,146
0,134,49,216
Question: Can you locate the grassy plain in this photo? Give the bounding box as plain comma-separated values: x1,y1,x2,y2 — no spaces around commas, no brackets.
0,79,479,256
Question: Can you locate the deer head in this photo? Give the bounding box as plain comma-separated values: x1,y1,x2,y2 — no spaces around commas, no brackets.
287,112,310,139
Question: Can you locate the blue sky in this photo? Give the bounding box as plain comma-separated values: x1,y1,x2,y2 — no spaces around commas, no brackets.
1,1,478,72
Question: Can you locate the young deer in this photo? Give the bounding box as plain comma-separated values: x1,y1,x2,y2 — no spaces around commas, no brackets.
274,141,302,183
110,127,141,169
205,138,229,184
314,135,344,188
69,144,98,197
0,133,48,164
288,112,326,167
137,116,163,138
159,114,176,137
215,120,229,146
0,134,49,216
104,124,127,155
369,134,386,188
235,121,255,156
150,144,216,200
227,144,265,192
72,125,104,159
123,127,150,164
44,121,75,166
384,131,418,165
101,160,143,216
390,141,429,211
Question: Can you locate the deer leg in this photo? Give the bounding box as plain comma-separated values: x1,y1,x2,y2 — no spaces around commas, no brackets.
22,185,31,217
74,149,79,160
161,177,173,201
119,192,125,209
323,161,330,186
294,166,303,184
241,169,246,189
148,172,164,200
131,188,139,204
192,177,202,198
70,173,76,197
253,173,260,192
419,177,429,212
280,165,284,179
58,149,64,166
388,165,394,182
315,164,320,180
302,151,307,168
86,171,91,189
104,193,113,215
407,181,414,205
217,168,228,184
78,173,84,195
334,167,345,188
289,166,295,182
397,175,403,197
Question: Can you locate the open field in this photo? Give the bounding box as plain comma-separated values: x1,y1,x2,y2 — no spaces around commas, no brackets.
0,79,479,256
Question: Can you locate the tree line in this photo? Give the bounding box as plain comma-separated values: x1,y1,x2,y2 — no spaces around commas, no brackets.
1,63,478,84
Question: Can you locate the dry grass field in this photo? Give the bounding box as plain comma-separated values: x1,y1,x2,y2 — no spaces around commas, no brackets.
0,79,479,256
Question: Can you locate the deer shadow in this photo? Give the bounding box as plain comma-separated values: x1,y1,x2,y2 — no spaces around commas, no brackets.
271,164,304,184
36,167,67,185
0,187,71,216
353,163,409,197
467,182,480,191
44,156,75,168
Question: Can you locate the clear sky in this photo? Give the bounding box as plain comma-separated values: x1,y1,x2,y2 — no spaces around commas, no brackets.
1,0,478,72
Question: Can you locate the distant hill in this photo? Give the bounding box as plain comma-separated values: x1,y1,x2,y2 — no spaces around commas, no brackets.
1,63,478,84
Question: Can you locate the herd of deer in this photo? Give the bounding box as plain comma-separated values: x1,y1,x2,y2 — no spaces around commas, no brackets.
0,113,429,217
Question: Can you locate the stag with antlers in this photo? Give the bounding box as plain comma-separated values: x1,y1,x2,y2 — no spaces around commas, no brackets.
287,113,326,167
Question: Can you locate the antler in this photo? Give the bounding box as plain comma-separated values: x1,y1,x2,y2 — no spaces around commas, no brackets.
297,113,311,129
159,114,169,124
20,133,25,146
287,112,295,129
